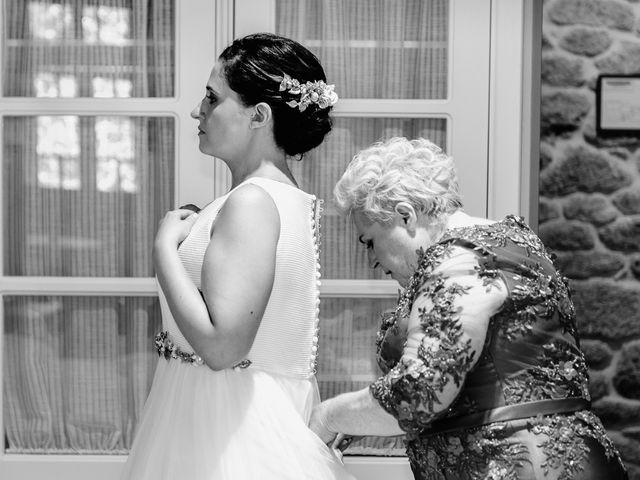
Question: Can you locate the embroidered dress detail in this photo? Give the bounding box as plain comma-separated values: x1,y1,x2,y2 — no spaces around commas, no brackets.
233,359,252,369
155,331,204,366
368,214,627,479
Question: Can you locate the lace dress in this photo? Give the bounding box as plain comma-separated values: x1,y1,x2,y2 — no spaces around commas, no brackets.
121,177,354,480
371,215,627,480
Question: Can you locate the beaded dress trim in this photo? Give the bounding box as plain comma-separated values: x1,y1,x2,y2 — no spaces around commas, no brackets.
309,196,323,375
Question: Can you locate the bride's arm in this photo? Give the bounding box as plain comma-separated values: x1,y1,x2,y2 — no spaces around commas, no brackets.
154,183,280,370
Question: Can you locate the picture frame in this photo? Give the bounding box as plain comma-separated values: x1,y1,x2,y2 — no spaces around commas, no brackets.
596,74,640,136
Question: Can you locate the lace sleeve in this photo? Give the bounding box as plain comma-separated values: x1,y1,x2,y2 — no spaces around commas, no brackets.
370,246,507,434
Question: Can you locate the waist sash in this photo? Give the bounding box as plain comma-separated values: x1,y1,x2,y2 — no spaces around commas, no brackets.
425,397,591,436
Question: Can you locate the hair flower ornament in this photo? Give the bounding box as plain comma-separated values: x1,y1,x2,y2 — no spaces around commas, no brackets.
279,74,338,112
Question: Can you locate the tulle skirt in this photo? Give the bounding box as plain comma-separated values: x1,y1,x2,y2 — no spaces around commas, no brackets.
121,359,355,480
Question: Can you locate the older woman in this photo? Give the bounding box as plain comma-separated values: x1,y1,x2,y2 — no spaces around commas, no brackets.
309,137,627,479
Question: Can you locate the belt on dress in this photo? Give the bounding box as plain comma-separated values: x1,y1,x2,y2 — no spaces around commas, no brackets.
424,397,591,436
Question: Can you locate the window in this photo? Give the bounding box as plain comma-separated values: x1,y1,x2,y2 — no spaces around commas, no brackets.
237,0,492,470
1,0,218,478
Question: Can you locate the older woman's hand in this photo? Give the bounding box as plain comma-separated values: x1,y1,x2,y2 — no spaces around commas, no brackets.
309,402,339,446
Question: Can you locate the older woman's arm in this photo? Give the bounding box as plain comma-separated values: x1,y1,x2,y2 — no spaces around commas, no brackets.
310,387,404,444
311,246,507,441
371,246,507,433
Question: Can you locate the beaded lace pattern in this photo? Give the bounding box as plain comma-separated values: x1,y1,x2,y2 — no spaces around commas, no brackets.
369,215,626,479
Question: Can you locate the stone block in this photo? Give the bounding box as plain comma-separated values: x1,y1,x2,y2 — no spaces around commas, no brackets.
560,27,613,56
595,40,640,74
623,426,640,442
588,370,610,400
600,217,640,252
613,341,640,400
539,199,561,223
614,435,640,465
592,397,640,427
627,464,640,480
564,192,619,225
630,254,640,280
539,220,596,250
539,145,632,196
582,339,614,369
548,0,635,31
584,114,640,149
572,280,640,339
613,187,640,214
540,142,554,171
542,54,586,86
540,91,591,135
554,250,624,278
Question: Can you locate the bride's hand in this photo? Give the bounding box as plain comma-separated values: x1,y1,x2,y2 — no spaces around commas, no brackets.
154,208,199,252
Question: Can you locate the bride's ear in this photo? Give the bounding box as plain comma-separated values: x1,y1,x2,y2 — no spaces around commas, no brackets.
249,102,272,129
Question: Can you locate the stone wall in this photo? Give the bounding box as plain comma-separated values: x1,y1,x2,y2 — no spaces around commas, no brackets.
540,0,640,476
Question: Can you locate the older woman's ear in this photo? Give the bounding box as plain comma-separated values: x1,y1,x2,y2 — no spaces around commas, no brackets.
394,202,418,228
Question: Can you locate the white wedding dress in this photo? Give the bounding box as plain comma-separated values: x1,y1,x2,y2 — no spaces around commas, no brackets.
121,177,355,480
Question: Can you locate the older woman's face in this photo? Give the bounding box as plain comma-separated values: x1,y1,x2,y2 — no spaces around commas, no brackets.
353,211,420,287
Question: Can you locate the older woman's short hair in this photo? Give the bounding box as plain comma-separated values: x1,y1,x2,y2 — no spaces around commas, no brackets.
334,137,462,223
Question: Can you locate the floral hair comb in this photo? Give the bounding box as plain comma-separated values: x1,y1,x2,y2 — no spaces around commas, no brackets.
279,74,338,112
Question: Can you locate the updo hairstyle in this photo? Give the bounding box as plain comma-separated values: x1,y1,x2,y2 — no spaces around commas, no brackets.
334,137,463,224
219,33,333,157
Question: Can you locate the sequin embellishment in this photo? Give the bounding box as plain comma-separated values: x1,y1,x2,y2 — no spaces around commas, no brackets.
154,331,204,366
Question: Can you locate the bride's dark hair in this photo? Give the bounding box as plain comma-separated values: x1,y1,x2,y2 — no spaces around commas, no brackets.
219,33,333,158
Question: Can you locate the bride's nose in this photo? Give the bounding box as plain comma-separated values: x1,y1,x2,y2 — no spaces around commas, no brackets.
190,102,202,119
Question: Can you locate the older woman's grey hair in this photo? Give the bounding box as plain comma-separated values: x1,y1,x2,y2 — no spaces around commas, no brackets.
334,137,463,224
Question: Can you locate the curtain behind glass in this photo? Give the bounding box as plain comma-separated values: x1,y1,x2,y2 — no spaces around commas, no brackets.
2,0,176,455
3,296,160,453
3,115,174,276
3,0,174,97
278,0,451,456
277,0,449,99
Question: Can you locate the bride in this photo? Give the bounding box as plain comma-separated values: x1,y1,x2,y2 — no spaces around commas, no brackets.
120,32,353,480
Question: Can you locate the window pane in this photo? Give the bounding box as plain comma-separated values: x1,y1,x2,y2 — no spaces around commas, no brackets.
3,115,175,276
290,117,447,279
3,295,161,454
317,297,405,455
276,0,449,99
2,0,175,97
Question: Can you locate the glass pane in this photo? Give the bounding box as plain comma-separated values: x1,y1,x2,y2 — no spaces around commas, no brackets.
317,297,405,456
276,0,449,99
2,0,175,97
3,295,161,454
3,115,175,276
290,116,447,279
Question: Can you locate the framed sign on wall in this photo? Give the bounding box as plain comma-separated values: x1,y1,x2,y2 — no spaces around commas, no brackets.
596,74,640,136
